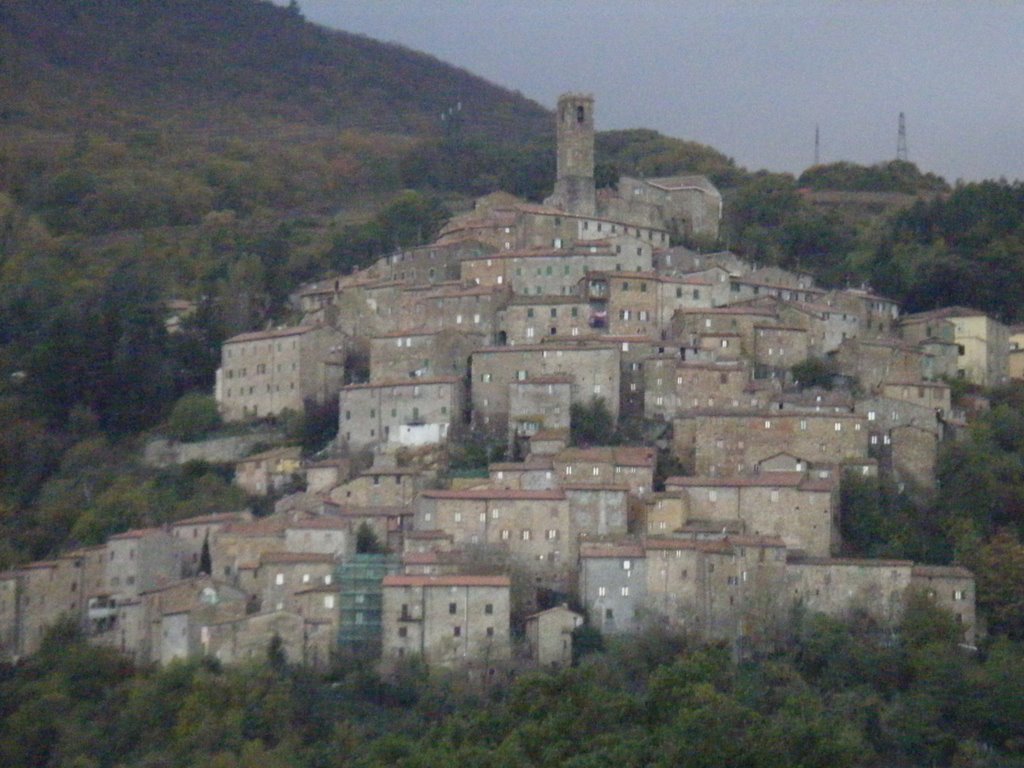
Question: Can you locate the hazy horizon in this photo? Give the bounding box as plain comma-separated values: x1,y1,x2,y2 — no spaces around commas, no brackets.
276,1,1024,183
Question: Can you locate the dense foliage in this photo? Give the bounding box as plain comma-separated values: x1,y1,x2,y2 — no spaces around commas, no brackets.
798,160,949,194
2,605,1023,768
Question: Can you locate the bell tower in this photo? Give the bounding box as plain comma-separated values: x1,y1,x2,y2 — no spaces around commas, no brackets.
551,93,596,216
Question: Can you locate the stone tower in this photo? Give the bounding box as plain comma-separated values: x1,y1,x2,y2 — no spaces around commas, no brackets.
551,93,596,216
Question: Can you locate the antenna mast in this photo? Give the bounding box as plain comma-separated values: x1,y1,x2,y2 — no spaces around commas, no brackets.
897,112,909,162
814,124,820,166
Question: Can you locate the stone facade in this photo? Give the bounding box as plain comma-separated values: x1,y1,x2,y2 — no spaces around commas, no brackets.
524,604,583,668
665,473,838,557
216,325,346,422
234,446,302,496
339,377,466,452
471,343,620,438
676,410,869,477
381,575,511,670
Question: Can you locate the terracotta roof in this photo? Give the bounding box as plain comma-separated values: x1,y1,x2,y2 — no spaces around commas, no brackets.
237,446,302,463
404,530,454,540
334,506,411,518
667,472,805,488
382,574,510,588
525,605,583,620
109,527,165,541
474,343,618,354
530,428,570,442
340,376,461,391
562,483,631,492
726,534,787,547
675,306,777,317
489,458,554,471
911,564,974,579
555,446,655,467
643,537,733,554
222,517,289,537
259,551,337,565
421,489,565,501
900,306,990,322
580,543,645,558
225,325,316,344
285,517,350,531
788,556,914,568
511,375,574,385
171,511,251,527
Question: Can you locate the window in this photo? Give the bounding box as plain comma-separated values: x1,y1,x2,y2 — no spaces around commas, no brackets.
834,422,842,431
275,573,284,586
547,529,558,540
501,529,510,540
622,559,632,570
709,490,718,502
449,602,457,615
521,530,532,541
453,626,462,637
621,586,630,596
324,595,335,609
486,626,494,637
598,586,607,597
398,626,407,638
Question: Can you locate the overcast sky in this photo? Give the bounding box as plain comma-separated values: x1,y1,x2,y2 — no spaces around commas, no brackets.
283,1,1023,182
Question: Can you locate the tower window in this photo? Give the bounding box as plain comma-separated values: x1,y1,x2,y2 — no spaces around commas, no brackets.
576,105,585,123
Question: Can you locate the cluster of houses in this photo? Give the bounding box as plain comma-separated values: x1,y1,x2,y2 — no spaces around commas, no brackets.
2,93,1001,673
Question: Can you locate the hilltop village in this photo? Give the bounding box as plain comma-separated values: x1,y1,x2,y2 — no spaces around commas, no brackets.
2,94,996,673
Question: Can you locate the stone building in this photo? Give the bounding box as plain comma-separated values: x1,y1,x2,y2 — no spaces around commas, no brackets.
380,574,512,670
105,528,185,601
675,410,869,477
578,542,647,634
786,556,915,630
368,329,484,383
0,571,19,659
338,376,466,452
524,604,583,669
831,337,924,392
170,511,253,577
508,376,573,450
498,296,590,346
216,325,347,422
644,358,753,421
233,446,302,496
910,565,976,644
471,343,620,438
140,577,248,665
283,517,352,558
551,445,656,498
547,93,596,216
258,551,337,614
611,175,723,240
665,472,838,557
415,486,627,586
489,458,557,491
304,458,352,495
898,307,1010,387
329,467,425,507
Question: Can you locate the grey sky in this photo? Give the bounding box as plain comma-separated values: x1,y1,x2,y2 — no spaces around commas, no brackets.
284,1,1023,182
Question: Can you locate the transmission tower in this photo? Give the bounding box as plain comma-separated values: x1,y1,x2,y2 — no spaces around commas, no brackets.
896,112,909,162
814,124,820,166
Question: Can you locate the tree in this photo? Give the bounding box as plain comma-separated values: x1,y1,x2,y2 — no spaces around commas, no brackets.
199,532,212,576
355,522,386,554
570,397,615,446
165,392,221,442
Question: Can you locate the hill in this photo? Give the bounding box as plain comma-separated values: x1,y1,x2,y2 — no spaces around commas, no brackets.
0,0,551,145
